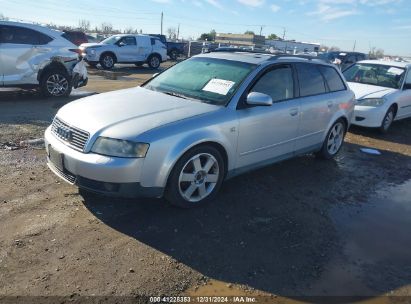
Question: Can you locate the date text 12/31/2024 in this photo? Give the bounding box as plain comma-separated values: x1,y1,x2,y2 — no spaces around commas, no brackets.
149,296,257,303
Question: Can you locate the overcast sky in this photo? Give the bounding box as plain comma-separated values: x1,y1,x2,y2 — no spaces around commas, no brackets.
1,0,410,56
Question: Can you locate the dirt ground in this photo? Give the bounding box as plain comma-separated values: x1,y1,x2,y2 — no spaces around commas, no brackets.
1,62,411,303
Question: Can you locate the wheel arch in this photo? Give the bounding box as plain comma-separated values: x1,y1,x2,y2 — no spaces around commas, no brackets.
37,60,69,82
148,52,162,61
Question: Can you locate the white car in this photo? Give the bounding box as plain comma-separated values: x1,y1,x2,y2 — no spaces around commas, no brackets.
79,34,167,70
0,21,88,97
343,60,411,132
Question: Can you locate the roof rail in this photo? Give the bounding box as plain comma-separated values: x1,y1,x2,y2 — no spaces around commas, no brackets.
210,48,323,62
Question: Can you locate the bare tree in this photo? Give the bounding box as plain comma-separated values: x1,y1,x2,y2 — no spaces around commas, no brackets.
167,27,177,40
123,27,135,34
0,13,9,21
329,46,341,51
375,48,384,58
100,22,113,35
78,19,91,32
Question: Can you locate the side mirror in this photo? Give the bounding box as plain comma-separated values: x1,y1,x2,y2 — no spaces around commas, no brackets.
118,41,126,47
246,92,273,106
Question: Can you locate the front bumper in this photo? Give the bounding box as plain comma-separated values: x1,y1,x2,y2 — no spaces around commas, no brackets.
44,127,163,198
351,105,386,128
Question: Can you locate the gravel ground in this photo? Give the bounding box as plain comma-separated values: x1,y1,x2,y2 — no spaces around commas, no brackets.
1,65,411,303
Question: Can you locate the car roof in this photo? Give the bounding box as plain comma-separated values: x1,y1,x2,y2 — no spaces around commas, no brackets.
358,60,410,68
195,51,328,66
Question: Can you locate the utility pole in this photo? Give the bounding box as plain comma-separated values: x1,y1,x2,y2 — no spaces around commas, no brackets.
282,27,286,40
259,25,263,36
177,23,180,40
161,12,163,35
353,40,356,51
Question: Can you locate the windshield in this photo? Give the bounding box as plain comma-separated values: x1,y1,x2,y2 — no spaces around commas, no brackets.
343,63,405,89
144,57,256,106
101,36,122,45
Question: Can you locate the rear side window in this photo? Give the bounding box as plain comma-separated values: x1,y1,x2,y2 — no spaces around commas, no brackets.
296,63,326,97
319,66,346,92
251,65,294,102
0,25,52,45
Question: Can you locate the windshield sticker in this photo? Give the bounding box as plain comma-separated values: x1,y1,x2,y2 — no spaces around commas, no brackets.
202,79,235,95
387,67,404,76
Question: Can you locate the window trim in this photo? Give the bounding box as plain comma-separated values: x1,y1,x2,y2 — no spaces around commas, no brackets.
237,63,297,110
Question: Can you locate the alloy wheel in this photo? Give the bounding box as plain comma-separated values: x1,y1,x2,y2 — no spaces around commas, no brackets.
383,110,394,131
178,153,219,203
150,56,160,68
327,122,344,155
46,74,69,96
103,55,114,68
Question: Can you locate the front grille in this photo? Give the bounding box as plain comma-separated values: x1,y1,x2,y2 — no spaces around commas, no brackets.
51,117,89,151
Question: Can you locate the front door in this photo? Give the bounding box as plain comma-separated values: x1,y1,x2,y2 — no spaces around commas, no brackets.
237,64,300,169
116,36,142,62
397,69,411,118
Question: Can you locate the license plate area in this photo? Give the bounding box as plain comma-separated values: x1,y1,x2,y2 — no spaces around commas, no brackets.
49,145,64,172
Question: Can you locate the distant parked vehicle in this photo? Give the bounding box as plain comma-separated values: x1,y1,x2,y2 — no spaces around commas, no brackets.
148,34,186,60
62,30,88,46
79,34,167,69
319,51,367,71
44,52,354,207
343,60,411,133
0,21,88,97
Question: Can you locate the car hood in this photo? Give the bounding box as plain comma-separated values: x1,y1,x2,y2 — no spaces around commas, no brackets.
347,82,396,100
56,87,220,140
79,43,103,49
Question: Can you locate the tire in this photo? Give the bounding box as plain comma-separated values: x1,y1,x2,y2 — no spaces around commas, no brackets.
169,50,178,61
316,119,346,160
165,145,225,208
379,105,395,134
99,53,115,70
40,69,72,98
147,54,161,69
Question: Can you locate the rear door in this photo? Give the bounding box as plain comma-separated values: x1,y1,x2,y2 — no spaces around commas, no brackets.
236,64,300,168
0,25,52,85
137,36,153,61
294,63,334,152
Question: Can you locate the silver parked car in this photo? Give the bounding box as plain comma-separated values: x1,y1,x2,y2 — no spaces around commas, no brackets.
0,21,88,97
45,52,355,207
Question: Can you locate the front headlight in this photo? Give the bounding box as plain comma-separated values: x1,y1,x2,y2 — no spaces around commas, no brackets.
91,137,149,158
356,98,385,107
88,49,96,56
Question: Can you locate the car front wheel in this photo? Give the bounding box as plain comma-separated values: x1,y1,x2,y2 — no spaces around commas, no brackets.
165,146,225,208
100,53,115,70
316,119,346,159
379,105,395,133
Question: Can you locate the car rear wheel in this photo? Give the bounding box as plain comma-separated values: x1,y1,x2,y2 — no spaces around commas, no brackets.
169,50,178,60
147,54,161,69
379,106,395,133
100,53,115,70
316,119,346,160
40,69,72,98
165,146,225,208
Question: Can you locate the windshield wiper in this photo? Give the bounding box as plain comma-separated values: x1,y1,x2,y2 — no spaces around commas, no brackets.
162,91,189,100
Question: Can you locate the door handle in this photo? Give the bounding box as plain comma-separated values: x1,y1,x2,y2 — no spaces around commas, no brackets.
289,108,299,116
327,101,333,108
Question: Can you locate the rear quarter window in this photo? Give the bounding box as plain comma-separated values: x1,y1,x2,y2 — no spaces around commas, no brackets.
296,63,326,97
319,66,346,92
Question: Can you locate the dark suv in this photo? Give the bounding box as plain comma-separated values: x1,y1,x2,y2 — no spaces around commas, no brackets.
319,51,367,71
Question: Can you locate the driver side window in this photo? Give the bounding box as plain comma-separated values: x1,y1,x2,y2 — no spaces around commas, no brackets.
250,66,294,103
120,36,136,46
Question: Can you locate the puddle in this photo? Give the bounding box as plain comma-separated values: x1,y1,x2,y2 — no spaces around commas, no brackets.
308,180,411,297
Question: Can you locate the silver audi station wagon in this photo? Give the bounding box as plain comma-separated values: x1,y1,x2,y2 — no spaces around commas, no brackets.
45,52,355,207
